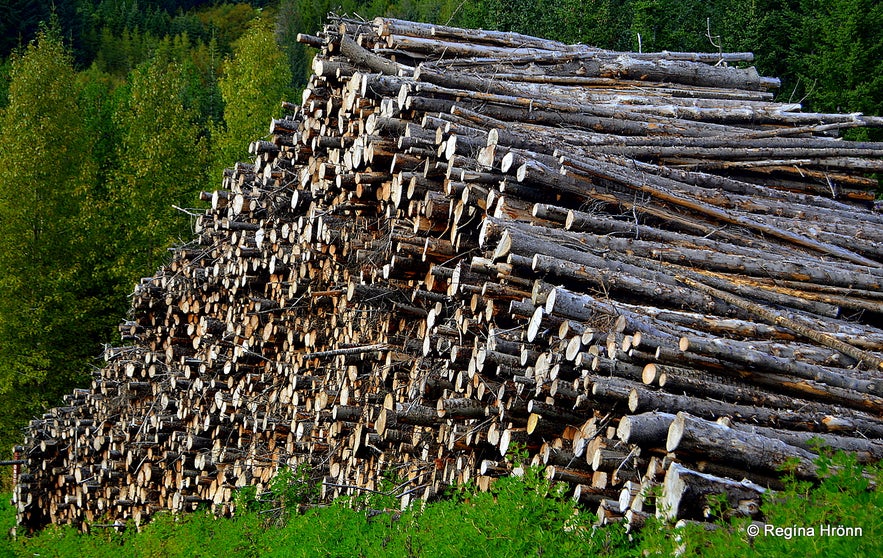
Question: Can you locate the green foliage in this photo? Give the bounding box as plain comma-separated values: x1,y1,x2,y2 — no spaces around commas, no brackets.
788,0,883,140
234,463,320,520
459,0,634,50
0,58,11,107
275,0,413,88
462,0,881,118
0,0,64,59
129,510,266,558
635,452,883,557
709,1,801,93
3,454,883,557
399,470,606,558
0,4,239,473
630,0,709,52
91,26,155,76
275,0,350,87
152,33,224,125
745,451,883,557
108,52,209,286
195,3,263,49
270,462,321,510
212,17,292,180
0,21,108,476
0,493,15,553
260,460,614,558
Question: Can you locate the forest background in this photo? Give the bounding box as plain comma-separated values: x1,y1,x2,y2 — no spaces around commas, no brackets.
0,0,881,489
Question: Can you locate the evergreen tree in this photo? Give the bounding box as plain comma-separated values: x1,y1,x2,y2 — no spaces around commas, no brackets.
0,58,11,107
276,0,359,87
792,0,883,121
0,0,69,59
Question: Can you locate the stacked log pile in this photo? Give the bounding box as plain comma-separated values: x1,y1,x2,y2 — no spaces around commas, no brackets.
13,16,883,533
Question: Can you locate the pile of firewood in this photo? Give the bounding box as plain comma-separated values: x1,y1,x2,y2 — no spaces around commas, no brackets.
12,16,883,533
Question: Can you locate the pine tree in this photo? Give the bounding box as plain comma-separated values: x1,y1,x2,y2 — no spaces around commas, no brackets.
276,0,359,88
793,0,883,120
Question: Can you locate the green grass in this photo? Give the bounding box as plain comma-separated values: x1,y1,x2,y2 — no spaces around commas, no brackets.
2,452,881,557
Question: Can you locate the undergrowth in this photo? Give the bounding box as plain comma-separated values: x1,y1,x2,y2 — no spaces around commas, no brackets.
1,452,881,557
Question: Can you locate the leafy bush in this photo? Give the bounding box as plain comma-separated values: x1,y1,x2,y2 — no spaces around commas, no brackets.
2,453,882,557
636,451,883,557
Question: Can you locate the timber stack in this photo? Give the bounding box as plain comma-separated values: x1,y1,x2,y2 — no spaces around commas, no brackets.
13,16,883,533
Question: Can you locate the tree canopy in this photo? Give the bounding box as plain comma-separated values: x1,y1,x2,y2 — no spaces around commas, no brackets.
213,18,293,181
0,22,101,457
109,53,211,285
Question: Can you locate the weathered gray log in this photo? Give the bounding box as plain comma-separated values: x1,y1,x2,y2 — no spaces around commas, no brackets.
492,220,833,318
725,421,883,463
666,412,819,478
532,253,733,316
629,384,883,437
561,154,883,268
646,362,883,414
339,35,410,76
679,335,883,398
678,275,883,372
616,412,677,445
544,286,680,340
661,462,766,522
631,306,883,351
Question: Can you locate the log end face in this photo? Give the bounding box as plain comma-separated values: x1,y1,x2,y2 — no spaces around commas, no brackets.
627,388,641,413
527,307,546,343
661,462,688,522
526,413,541,435
642,363,658,385
493,231,513,261
666,412,687,453
616,416,633,443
